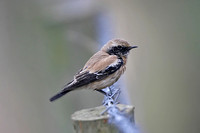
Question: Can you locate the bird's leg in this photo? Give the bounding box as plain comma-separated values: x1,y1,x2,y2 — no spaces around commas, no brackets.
95,87,121,106
95,87,112,97
95,88,114,105
95,89,107,95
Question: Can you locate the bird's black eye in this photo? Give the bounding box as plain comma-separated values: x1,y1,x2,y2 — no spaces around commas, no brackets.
107,46,126,55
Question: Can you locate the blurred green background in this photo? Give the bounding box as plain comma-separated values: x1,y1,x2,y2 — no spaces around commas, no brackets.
0,0,200,133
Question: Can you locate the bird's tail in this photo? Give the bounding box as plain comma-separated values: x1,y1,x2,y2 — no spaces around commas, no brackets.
49,88,72,102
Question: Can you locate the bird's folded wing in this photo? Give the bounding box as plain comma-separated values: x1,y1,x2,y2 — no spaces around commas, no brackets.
67,55,123,88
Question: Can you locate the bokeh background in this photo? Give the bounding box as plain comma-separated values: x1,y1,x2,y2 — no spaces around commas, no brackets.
0,0,200,133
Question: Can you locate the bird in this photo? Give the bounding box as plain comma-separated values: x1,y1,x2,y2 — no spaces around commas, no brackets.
50,39,137,102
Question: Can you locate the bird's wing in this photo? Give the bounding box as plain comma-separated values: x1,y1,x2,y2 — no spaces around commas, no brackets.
67,54,123,89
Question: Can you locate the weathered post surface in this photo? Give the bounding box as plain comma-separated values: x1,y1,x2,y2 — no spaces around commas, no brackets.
71,104,134,133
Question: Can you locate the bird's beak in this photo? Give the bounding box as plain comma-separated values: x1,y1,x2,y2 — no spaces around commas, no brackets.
129,46,138,50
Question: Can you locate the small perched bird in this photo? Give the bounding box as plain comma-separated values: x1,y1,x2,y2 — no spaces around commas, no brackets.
50,39,137,102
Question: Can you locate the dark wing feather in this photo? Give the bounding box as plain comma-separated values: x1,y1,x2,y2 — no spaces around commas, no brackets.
96,57,123,76
69,57,123,88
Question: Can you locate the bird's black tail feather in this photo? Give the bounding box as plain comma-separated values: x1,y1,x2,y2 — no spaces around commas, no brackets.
50,89,72,102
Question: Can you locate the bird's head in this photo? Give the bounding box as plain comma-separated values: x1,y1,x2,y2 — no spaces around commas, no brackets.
101,39,137,58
